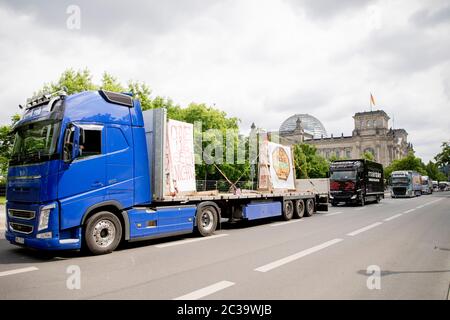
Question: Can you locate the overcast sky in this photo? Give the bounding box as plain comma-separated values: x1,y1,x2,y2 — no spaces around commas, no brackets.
0,0,449,162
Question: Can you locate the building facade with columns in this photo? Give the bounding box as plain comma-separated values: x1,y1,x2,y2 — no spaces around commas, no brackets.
277,110,413,167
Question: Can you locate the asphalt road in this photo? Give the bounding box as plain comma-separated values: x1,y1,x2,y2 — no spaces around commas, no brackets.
0,192,449,300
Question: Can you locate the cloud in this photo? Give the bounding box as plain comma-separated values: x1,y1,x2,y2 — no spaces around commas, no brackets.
356,27,450,76
410,3,450,28
0,0,218,38
283,0,376,19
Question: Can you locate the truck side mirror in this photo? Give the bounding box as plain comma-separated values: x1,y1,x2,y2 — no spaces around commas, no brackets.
72,125,80,160
63,123,80,163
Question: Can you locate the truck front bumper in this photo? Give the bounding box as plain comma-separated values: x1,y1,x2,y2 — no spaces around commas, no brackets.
5,231,81,251
330,193,359,203
5,201,82,251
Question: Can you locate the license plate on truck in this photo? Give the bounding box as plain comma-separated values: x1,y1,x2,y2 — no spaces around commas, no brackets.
15,237,25,244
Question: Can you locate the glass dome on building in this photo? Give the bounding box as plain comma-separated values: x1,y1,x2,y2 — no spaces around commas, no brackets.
279,114,328,139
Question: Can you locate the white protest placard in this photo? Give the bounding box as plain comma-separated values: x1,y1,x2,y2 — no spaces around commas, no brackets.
267,142,295,190
166,119,196,194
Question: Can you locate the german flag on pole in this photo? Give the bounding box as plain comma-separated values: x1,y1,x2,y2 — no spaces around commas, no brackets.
370,93,376,107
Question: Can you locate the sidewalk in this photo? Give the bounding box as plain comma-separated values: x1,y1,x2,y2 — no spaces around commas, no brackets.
0,205,5,238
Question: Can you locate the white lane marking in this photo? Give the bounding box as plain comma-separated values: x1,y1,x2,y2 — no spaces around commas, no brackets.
403,208,416,214
324,211,343,216
271,220,303,227
384,213,403,222
355,207,366,211
254,238,343,273
174,281,235,300
424,198,443,206
155,234,229,248
346,222,383,236
416,205,425,209
0,266,39,277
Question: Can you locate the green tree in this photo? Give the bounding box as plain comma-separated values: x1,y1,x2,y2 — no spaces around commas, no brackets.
362,150,375,161
167,102,241,182
384,151,426,179
434,142,449,180
425,161,447,181
293,144,329,179
101,72,125,92
40,68,97,94
0,114,21,177
127,81,153,110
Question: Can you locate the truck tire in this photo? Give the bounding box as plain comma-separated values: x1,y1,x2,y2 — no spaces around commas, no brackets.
331,201,338,207
282,200,294,221
195,205,218,237
376,195,381,203
304,198,314,217
84,211,122,255
293,199,305,219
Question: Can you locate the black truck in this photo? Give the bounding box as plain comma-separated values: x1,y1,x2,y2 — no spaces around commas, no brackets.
329,159,384,206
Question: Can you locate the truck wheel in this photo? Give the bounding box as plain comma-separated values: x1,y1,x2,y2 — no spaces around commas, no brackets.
84,211,122,255
304,199,314,217
293,200,305,219
376,195,381,203
282,200,294,221
331,201,338,207
196,205,218,237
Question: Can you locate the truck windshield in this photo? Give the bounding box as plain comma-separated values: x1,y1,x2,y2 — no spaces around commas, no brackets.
10,121,61,165
330,170,356,181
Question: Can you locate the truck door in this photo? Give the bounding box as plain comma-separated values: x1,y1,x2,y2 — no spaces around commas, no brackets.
58,124,107,230
105,125,134,207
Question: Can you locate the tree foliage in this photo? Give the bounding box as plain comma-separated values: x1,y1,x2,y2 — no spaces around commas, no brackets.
435,141,449,168
384,151,426,178
293,144,329,178
0,115,21,176
362,150,375,161
425,161,447,181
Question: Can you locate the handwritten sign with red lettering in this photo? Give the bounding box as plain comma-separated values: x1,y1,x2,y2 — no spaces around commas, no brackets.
166,119,196,194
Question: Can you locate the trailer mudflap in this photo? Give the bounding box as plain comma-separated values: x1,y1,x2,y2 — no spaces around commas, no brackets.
316,195,329,212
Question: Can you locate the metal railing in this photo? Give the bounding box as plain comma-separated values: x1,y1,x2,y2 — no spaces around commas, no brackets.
196,180,257,192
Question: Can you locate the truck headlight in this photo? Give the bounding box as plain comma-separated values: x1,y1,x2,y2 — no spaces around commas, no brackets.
351,195,357,199
38,204,55,231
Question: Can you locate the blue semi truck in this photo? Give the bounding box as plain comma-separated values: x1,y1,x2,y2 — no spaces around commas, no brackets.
5,90,327,255
390,170,422,198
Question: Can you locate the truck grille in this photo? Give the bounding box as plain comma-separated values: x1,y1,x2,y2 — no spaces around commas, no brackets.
8,209,35,220
393,187,406,196
333,192,354,199
9,222,34,234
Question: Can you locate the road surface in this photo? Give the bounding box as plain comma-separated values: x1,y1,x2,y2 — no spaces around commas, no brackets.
0,192,449,300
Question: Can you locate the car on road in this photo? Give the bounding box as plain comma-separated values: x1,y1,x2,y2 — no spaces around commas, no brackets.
438,181,450,191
